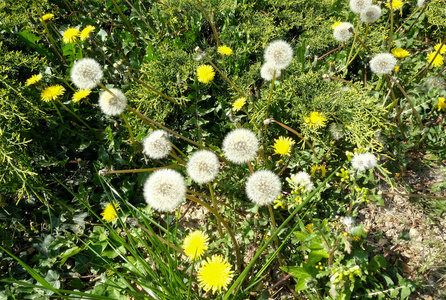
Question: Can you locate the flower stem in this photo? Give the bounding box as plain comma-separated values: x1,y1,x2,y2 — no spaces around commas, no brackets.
121,112,136,148
208,183,224,237
204,56,246,98
100,165,181,175
186,194,242,272
55,99,92,130
110,0,140,47
268,204,284,269
387,6,394,53
196,0,220,46
271,120,318,158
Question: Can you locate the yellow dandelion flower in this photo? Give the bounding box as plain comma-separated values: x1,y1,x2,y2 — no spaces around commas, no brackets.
218,46,233,56
182,230,208,261
427,52,444,67
385,0,404,10
332,22,342,29
272,136,295,156
63,28,80,43
435,97,446,111
310,165,327,178
304,112,327,128
434,43,446,54
39,13,54,22
101,202,119,222
305,223,314,233
232,97,246,111
352,236,361,242
41,85,65,102
72,89,91,103
393,65,400,72
25,73,42,86
391,48,409,58
80,25,95,41
197,255,233,294
197,65,215,84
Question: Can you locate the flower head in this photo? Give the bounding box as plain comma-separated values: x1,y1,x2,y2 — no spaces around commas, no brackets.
183,230,208,261
187,150,219,184
305,223,314,233
232,97,246,111
98,88,127,116
246,170,282,206
435,97,446,111
360,5,382,23
417,0,425,7
329,123,344,140
143,130,172,159
351,152,378,172
101,202,119,222
272,136,295,156
39,14,54,22
342,216,355,233
70,58,103,89
222,128,259,164
434,43,446,54
63,28,80,43
264,40,294,69
197,65,215,84
218,46,233,55
80,25,95,41
143,169,186,212
333,22,354,42
288,171,314,192
304,112,327,128
41,85,65,102
260,62,282,81
72,89,91,103
369,53,397,75
197,255,233,294
350,0,372,14
385,0,404,10
25,73,42,86
427,52,444,67
391,48,409,58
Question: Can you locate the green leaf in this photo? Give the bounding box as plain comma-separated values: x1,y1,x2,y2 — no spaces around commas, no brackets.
400,286,411,299
59,246,81,266
281,266,311,291
16,30,49,57
307,249,329,266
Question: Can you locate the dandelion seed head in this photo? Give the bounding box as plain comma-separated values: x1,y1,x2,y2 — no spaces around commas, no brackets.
143,130,172,159
288,171,314,192
143,169,186,212
71,58,103,89
246,170,282,206
417,0,425,7
351,152,378,172
186,150,220,184
222,129,259,164
260,62,282,81
350,0,372,14
369,53,397,75
98,88,127,116
329,123,345,140
360,5,382,23
333,22,354,42
264,40,294,69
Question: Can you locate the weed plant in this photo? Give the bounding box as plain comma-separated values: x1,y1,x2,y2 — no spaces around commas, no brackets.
0,0,445,299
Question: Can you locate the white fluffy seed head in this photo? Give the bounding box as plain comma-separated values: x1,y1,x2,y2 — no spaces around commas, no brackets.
70,58,103,89
360,5,382,23
288,171,314,192
350,0,372,14
222,128,259,164
98,88,127,116
143,130,172,159
351,152,378,172
417,0,425,7
245,170,282,206
333,22,354,42
260,62,282,81
143,169,186,212
186,150,220,184
369,53,397,75
329,123,345,140
264,40,294,69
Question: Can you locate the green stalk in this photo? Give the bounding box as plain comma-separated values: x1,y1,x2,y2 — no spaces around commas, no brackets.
268,204,284,269
223,168,339,299
388,4,394,53
209,183,224,237
51,101,64,123
271,119,318,158
345,18,361,72
110,0,140,47
196,0,220,46
121,112,135,147
101,164,181,175
395,5,423,33
55,99,92,130
204,56,246,98
186,194,242,273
